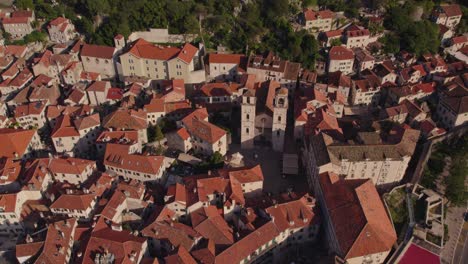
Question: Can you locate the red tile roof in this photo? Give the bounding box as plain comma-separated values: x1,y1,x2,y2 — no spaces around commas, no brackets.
49,16,68,26
329,46,354,61
126,38,181,60
104,143,165,175
14,101,46,118
165,246,197,264
103,109,147,130
185,115,226,144
439,4,462,17
303,9,334,21
2,16,29,24
0,193,17,212
35,219,77,264
319,173,396,259
226,165,264,184
215,221,280,264
399,243,440,264
81,44,116,59
177,43,198,64
47,157,95,175
50,193,96,211
82,219,147,264
176,127,190,140
86,80,109,92
0,128,37,158
0,157,21,184
209,53,247,72
191,206,234,247
50,114,80,138
106,87,124,100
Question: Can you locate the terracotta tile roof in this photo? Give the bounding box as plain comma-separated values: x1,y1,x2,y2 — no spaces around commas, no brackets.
265,193,318,232
47,157,95,175
181,108,209,126
319,173,396,259
325,29,343,38
144,97,165,113
347,29,370,38
8,68,33,88
14,101,46,118
35,219,77,264
82,219,147,264
185,115,226,144
50,193,96,211
440,85,468,114
191,206,234,247
2,16,29,24
106,87,124,100
399,243,440,264
73,113,100,130
0,157,21,184
439,4,462,17
209,53,247,72
165,246,197,264
164,100,193,116
142,219,200,251
198,82,240,97
87,80,110,92
389,82,435,98
158,79,186,101
215,221,280,264
80,71,100,81
96,130,139,145
104,143,165,175
226,165,264,184
0,128,37,158
304,105,343,138
11,10,33,18
66,87,87,104
328,71,351,88
125,38,181,60
176,127,190,140
1,45,27,57
103,109,147,130
329,46,354,61
452,35,468,45
51,114,80,138
177,43,198,64
303,9,334,21
0,192,17,212
49,16,67,26
46,105,94,120
16,241,44,261
80,44,116,59
354,48,374,62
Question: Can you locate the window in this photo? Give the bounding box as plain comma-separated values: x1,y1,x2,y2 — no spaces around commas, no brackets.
246,128,249,134
278,116,281,122
246,114,250,120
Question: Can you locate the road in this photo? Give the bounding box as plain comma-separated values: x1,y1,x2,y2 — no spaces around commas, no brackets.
453,219,468,264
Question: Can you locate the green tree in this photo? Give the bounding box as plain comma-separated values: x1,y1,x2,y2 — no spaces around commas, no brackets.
302,0,318,8
209,151,224,168
400,20,439,56
330,38,342,47
380,33,400,54
15,0,34,10
299,33,318,69
147,124,164,143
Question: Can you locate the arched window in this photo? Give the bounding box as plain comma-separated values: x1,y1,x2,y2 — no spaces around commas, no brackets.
246,128,249,134
246,114,250,120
